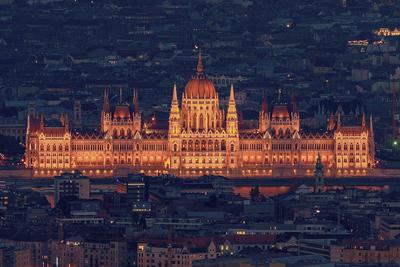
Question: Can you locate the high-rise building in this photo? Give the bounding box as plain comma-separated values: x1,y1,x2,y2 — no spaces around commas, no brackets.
116,174,148,203
25,50,375,177
54,171,90,204
116,174,150,213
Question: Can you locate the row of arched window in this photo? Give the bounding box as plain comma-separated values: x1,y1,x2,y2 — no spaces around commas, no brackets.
182,158,225,164
181,140,230,151
113,144,134,151
72,144,103,151
112,129,134,138
40,144,69,152
337,158,366,163
300,144,334,150
40,158,69,164
142,144,167,151
272,144,293,150
337,143,366,151
240,143,263,150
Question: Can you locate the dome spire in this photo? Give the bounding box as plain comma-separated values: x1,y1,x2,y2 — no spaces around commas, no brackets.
196,47,204,74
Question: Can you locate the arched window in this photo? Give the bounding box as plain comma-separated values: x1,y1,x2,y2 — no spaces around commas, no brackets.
113,129,117,138
350,143,354,150
356,143,360,150
195,140,200,151
52,144,56,151
188,140,193,151
230,143,235,151
136,144,140,151
338,144,341,150
127,129,132,138
65,145,69,151
214,140,219,150
362,143,366,150
344,143,348,150
59,144,63,151
182,140,187,151
173,143,178,152
40,144,44,151
199,114,204,130
120,129,125,137
208,140,213,150
221,140,226,151
201,140,206,151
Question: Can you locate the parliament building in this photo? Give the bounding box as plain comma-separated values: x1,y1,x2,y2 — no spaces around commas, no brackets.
25,51,375,177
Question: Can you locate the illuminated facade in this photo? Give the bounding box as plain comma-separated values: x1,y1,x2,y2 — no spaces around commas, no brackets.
374,27,400,36
25,51,375,177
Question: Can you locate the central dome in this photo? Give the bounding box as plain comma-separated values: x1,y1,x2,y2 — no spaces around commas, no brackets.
184,49,217,99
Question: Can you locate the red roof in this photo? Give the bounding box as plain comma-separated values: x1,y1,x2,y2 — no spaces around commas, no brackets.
184,75,217,99
113,105,131,120
43,127,67,137
337,126,367,136
271,105,290,119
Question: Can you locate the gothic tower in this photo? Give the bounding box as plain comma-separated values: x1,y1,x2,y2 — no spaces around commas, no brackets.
290,93,300,132
101,88,111,133
226,84,238,135
226,84,239,169
259,91,269,132
168,82,181,170
132,89,141,132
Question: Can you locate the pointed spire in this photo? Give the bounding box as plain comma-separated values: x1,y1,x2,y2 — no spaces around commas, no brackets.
119,88,123,103
229,83,235,103
26,112,31,132
328,112,335,131
133,88,139,114
291,92,298,113
103,88,110,113
227,83,237,113
362,112,366,127
261,90,268,114
196,47,204,74
337,112,341,129
172,82,178,103
60,114,65,127
369,113,374,135
170,82,180,114
277,88,282,103
40,114,44,131
64,113,69,130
